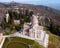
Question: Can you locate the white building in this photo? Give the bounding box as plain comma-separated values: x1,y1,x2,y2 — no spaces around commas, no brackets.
6,13,9,23
23,23,30,35
29,15,44,39
14,20,20,25
23,15,49,48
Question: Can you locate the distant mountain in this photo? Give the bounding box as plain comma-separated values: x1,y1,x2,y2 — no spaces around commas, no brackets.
45,4,60,10
0,2,60,26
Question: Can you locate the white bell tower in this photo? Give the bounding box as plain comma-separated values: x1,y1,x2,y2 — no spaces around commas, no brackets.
6,12,9,23
32,15,38,27
31,15,39,38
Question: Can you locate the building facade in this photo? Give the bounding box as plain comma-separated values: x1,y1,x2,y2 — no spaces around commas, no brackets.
23,15,49,48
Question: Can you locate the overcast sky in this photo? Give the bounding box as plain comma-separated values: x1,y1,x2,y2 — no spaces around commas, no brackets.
0,0,60,5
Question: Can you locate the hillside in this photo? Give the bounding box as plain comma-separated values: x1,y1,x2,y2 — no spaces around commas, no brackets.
0,2,60,26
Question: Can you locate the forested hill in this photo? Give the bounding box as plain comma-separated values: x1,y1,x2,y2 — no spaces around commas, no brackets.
0,2,60,26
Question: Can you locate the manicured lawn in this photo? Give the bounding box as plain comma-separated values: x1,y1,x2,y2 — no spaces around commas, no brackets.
2,37,43,48
10,37,35,45
7,42,28,48
32,42,44,48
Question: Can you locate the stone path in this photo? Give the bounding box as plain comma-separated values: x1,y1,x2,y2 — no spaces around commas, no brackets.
0,37,6,48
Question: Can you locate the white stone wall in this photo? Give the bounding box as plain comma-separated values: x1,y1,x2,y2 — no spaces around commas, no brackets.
29,29,35,38
14,20,20,25
23,31,27,35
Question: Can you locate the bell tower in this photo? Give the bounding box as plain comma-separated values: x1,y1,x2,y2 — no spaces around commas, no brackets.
6,11,9,23
32,15,38,27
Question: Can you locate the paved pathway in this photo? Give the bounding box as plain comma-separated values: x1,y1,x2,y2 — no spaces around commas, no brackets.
0,37,6,48
3,32,42,41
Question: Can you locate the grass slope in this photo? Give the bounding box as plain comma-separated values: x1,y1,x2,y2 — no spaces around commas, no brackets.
48,32,60,48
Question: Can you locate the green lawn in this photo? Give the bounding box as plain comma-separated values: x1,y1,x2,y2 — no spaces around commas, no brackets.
7,42,28,48
10,37,35,45
2,37,44,48
32,42,44,48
